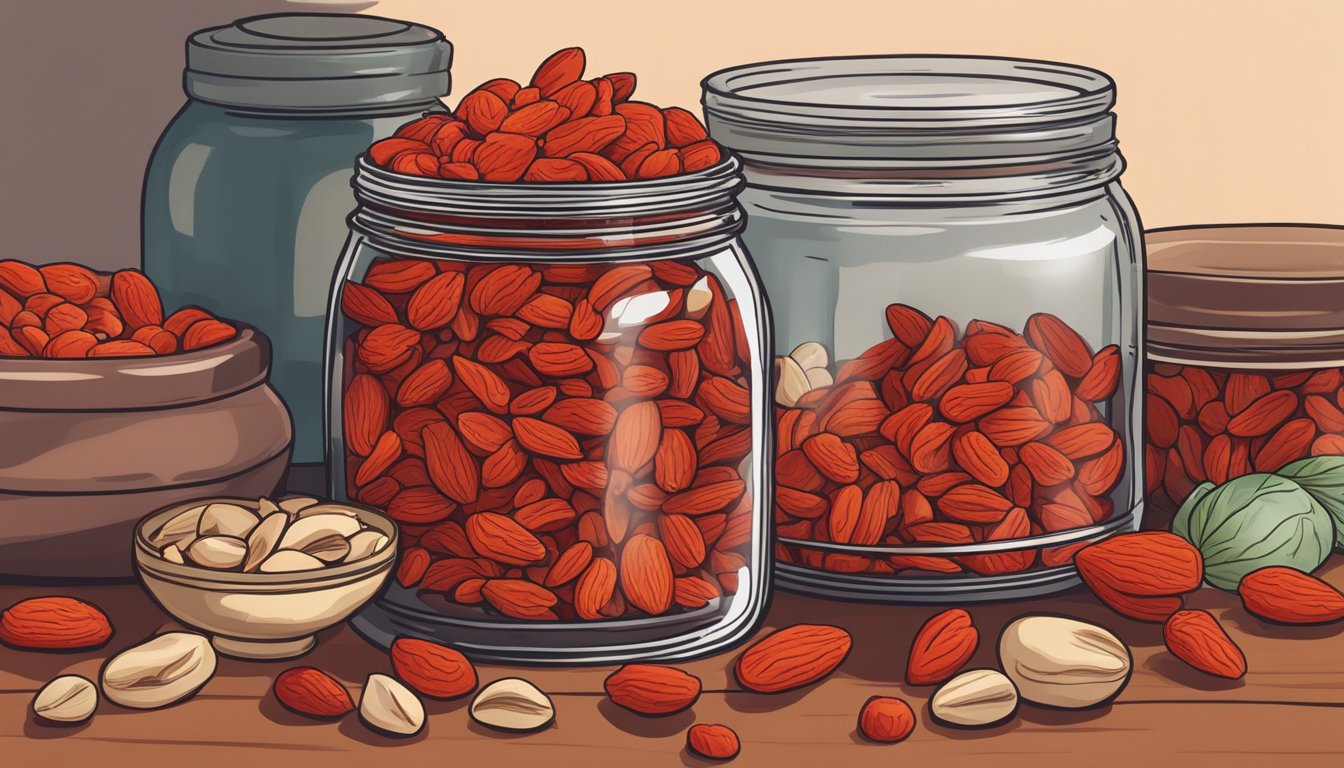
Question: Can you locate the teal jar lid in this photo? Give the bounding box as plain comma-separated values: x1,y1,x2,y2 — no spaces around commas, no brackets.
185,13,452,112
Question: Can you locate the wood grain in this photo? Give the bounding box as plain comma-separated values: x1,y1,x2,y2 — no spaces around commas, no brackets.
4,562,1344,766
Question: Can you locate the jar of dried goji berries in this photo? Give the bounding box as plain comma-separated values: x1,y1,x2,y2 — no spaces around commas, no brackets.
326,153,771,662
1145,224,1344,529
704,55,1145,602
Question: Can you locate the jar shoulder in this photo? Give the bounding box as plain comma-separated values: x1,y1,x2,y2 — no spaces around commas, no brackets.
740,188,1141,266
739,183,1135,224
146,102,429,174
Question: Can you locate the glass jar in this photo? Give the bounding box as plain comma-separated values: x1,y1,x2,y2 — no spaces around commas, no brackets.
327,154,772,663
1145,224,1344,529
704,56,1145,602
143,14,452,476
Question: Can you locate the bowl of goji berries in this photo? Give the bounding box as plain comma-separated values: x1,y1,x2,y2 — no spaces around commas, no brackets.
0,259,292,580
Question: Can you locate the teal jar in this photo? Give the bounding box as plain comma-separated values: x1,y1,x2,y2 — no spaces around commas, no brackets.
143,14,452,479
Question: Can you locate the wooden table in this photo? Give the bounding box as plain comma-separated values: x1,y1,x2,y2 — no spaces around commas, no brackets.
5,562,1344,767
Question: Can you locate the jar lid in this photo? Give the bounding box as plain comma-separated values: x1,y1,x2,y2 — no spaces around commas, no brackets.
1147,224,1344,368
702,55,1117,166
186,14,452,112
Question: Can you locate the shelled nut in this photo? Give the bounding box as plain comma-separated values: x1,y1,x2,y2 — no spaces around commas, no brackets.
998,615,1132,708
930,668,1019,727
32,675,98,724
101,632,217,709
148,497,388,573
470,678,555,732
197,503,258,538
359,674,424,737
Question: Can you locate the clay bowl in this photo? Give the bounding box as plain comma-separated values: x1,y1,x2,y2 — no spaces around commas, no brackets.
0,326,292,581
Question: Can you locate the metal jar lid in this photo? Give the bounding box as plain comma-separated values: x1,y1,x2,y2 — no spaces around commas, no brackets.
702,55,1117,168
186,14,452,112
1147,224,1344,369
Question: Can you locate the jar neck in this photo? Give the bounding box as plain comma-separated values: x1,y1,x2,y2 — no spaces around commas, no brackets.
1147,333,1344,370
190,98,444,121
736,145,1125,203
349,155,747,260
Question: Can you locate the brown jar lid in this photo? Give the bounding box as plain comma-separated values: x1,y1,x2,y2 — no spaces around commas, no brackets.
1147,224,1344,368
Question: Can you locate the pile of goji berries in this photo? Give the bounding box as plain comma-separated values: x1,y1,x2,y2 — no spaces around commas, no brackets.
0,260,236,359
368,48,723,183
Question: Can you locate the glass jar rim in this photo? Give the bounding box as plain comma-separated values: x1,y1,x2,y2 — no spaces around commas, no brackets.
703,55,1117,167
352,154,744,219
349,155,748,258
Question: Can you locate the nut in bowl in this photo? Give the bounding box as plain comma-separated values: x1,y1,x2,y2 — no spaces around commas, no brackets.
134,496,397,660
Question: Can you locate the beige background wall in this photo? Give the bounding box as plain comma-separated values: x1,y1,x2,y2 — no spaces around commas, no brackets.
1,0,1340,270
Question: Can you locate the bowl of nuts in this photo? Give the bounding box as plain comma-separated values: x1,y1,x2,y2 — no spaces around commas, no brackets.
134,495,397,660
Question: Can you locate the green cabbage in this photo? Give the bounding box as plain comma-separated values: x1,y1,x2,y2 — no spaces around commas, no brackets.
1171,473,1334,590
1278,456,1344,547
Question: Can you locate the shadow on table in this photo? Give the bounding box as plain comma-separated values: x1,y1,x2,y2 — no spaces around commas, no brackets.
597,698,694,736
223,625,393,687
22,712,93,740
1220,608,1344,641
1017,703,1113,726
465,718,558,740
337,712,429,746
1143,654,1246,691
256,693,346,728
722,687,815,713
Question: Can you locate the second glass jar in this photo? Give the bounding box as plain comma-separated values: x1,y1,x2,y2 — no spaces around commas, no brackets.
1145,224,1344,531
327,154,772,663
705,55,1145,602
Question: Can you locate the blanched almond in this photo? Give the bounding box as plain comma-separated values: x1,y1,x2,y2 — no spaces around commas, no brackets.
805,366,834,389
469,678,555,732
790,341,829,371
930,669,1018,728
101,633,216,710
32,675,97,724
259,550,326,573
999,615,1131,709
278,496,322,515
347,530,390,561
186,536,247,569
278,513,363,551
774,355,811,407
150,505,205,548
243,512,287,572
196,503,257,538
685,276,713,319
299,534,352,563
359,674,424,737
291,502,361,519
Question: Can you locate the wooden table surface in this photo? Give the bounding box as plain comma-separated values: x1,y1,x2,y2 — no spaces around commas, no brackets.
4,562,1344,768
